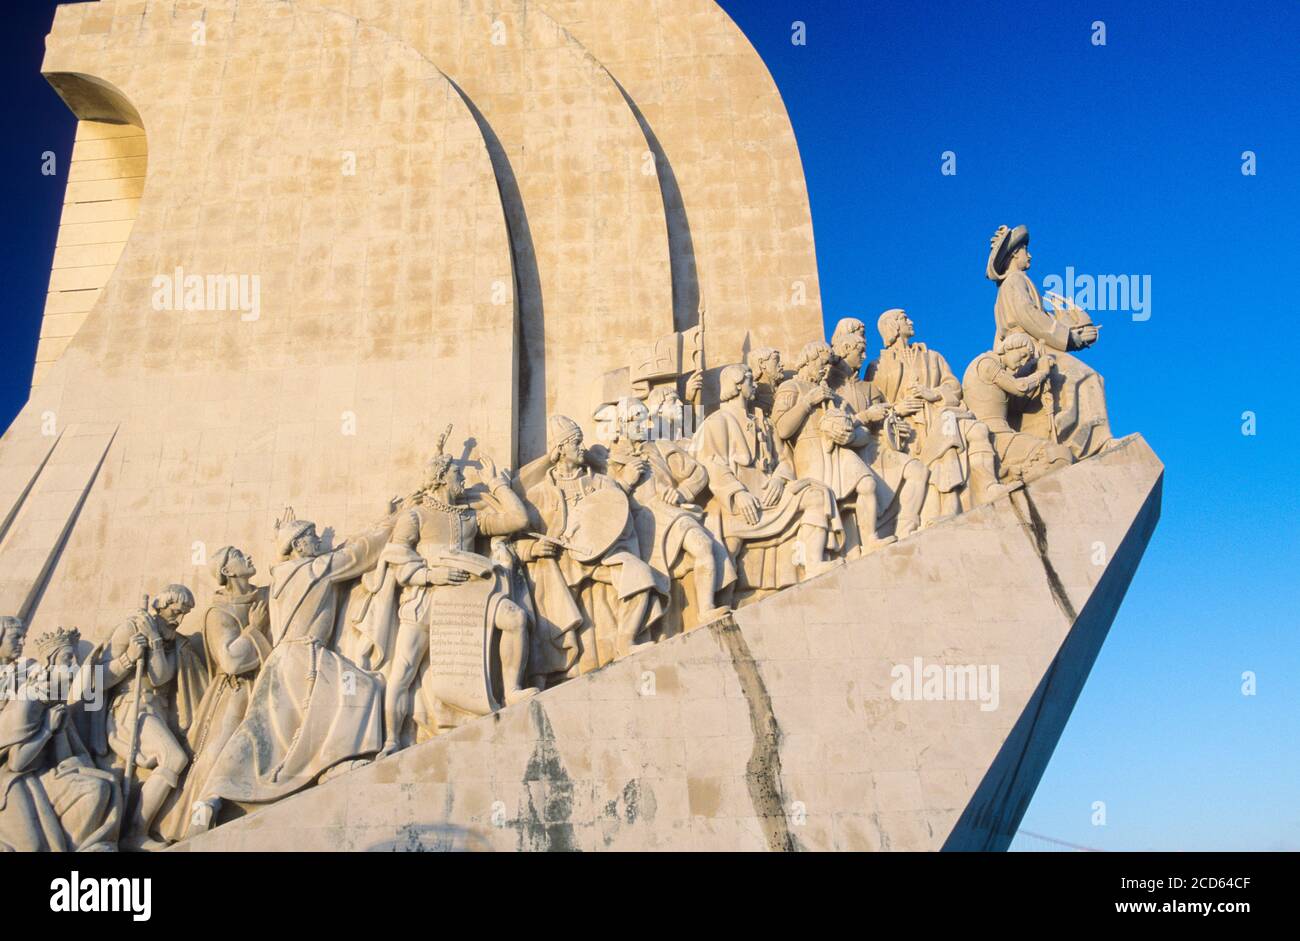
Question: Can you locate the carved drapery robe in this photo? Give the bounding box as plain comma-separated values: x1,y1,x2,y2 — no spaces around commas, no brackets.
869,343,979,503
993,268,1112,458
156,586,271,842
695,404,839,591
962,353,1059,479
0,664,121,852
770,378,875,502
346,487,527,675
607,440,736,588
519,466,665,680
202,523,391,804
827,365,914,512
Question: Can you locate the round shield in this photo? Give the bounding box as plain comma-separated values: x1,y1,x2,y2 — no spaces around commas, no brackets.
563,486,630,563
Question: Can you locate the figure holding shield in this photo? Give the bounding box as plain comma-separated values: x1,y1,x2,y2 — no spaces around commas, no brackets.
516,416,667,684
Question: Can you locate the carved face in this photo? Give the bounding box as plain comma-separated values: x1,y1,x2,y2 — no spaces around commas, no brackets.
294,525,324,559
51,646,78,670
837,339,866,372
443,465,465,501
757,352,782,383
1002,345,1035,373
559,434,586,468
737,368,757,404
897,312,915,340
156,598,193,628
0,625,26,661
222,547,257,580
623,402,651,443
1012,246,1031,271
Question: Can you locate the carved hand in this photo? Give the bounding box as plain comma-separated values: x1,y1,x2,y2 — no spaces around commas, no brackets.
1071,325,1099,347
249,599,269,630
619,459,649,488
685,370,704,400
128,633,149,664
47,703,66,731
735,490,763,525
428,567,471,586
760,476,785,509
864,403,890,423
663,487,686,506
533,536,563,560
804,385,831,406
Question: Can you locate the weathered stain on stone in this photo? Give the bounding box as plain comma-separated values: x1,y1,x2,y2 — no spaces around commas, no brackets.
709,615,801,852
1009,487,1078,622
512,699,579,851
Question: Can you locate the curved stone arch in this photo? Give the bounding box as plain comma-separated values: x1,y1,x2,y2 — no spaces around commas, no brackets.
536,0,826,372
34,72,148,389
10,0,516,640
302,0,678,459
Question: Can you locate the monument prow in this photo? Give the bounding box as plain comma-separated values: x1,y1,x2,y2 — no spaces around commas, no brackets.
174,435,1161,851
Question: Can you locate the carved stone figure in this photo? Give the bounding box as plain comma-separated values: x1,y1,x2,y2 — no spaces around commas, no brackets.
516,416,666,684
695,364,841,594
961,334,1074,483
644,381,698,443
772,341,897,555
0,620,122,852
93,586,202,851
604,396,735,630
828,318,929,540
193,511,391,820
157,547,271,841
868,309,1012,520
745,346,786,418
987,224,1112,459
348,437,536,754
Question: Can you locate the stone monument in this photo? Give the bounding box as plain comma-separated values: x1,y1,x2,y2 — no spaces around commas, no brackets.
0,0,1160,852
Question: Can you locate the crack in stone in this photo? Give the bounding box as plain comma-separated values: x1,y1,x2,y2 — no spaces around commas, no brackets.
710,615,800,852
1009,487,1077,622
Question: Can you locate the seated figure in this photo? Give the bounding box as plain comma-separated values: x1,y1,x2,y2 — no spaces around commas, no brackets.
961,333,1074,483
771,341,897,555
604,396,735,632
868,308,1012,521
695,364,841,596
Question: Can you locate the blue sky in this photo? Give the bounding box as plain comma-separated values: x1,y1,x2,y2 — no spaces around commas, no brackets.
3,1,1296,850
717,0,1299,850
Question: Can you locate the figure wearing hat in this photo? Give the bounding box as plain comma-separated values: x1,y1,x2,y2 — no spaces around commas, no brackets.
0,626,122,852
987,224,1112,459
156,545,271,841
193,511,393,822
515,415,666,684
344,427,537,754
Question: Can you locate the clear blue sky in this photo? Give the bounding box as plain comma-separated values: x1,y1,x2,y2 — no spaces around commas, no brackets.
716,0,1300,850
3,1,1296,850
